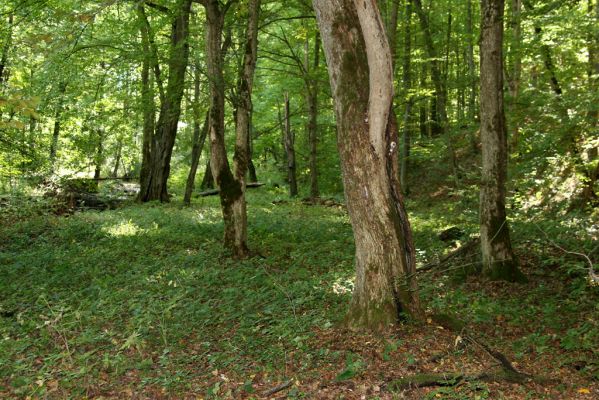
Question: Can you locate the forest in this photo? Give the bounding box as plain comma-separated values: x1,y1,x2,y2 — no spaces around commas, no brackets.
0,0,598,398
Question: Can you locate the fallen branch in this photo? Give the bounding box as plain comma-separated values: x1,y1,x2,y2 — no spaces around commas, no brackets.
261,380,292,397
197,182,265,197
418,238,480,273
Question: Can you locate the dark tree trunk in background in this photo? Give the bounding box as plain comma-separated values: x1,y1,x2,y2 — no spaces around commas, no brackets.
479,0,526,282
508,0,522,152
0,14,13,87
49,82,67,171
139,0,192,202
137,3,156,196
184,111,209,205
200,159,214,189
313,0,423,330
413,0,459,186
93,129,104,180
306,32,320,199
112,140,122,177
466,0,477,122
283,93,298,197
400,0,413,195
419,63,428,138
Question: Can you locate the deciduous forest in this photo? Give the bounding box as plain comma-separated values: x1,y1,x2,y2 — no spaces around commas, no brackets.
0,0,598,398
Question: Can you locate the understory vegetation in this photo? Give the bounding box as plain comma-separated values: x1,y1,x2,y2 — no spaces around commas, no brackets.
1,172,597,398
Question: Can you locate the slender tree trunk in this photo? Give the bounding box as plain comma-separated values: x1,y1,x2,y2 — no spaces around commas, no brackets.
479,0,525,282
400,0,413,194
313,0,423,330
306,32,320,199
507,0,522,153
49,82,67,171
137,4,155,197
419,63,428,138
283,93,298,197
466,0,477,122
94,129,104,180
139,0,192,202
413,0,458,186
230,0,261,256
387,0,400,65
112,140,122,177
184,111,209,205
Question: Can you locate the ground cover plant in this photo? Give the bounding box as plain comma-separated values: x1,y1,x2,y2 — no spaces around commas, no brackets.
1,188,597,399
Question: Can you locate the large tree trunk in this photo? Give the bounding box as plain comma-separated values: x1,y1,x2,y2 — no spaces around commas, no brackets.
313,0,423,330
479,0,525,282
139,0,192,202
283,93,298,197
306,32,320,199
400,0,413,194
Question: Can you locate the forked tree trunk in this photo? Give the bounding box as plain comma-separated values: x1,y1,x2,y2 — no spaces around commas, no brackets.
479,0,526,282
313,0,423,330
231,0,261,256
139,0,192,202
202,0,259,257
184,111,209,205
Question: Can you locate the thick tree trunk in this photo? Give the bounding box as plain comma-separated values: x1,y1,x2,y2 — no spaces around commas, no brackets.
400,0,413,194
479,0,525,282
139,0,192,202
306,33,320,199
314,0,423,330
283,93,298,197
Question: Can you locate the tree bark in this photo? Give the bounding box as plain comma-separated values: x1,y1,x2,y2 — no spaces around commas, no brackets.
313,0,423,330
283,92,298,197
479,0,525,282
200,159,214,189
112,139,122,177
466,0,477,122
139,0,192,202
507,0,522,152
231,0,261,256
93,129,104,180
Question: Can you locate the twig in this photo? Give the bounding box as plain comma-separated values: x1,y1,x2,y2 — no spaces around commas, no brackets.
262,380,292,397
534,224,599,284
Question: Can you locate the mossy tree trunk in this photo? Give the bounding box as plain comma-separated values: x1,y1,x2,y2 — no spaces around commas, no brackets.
138,0,192,203
479,0,525,282
313,0,424,330
201,0,258,258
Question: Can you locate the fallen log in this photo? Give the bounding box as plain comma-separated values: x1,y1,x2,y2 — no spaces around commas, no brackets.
197,182,265,197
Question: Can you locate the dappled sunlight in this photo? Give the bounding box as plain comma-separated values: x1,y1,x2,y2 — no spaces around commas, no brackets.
331,275,354,296
102,219,144,237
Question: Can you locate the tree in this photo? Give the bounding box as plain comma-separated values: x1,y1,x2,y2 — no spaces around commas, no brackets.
479,0,526,282
138,0,192,202
313,0,423,330
200,0,260,257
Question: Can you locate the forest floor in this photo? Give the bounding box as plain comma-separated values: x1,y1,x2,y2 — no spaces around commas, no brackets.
0,187,598,399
